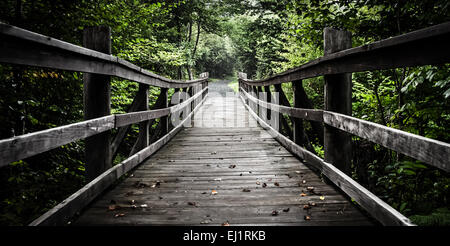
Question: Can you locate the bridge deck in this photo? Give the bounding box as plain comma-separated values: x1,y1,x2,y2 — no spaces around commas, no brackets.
74,81,376,226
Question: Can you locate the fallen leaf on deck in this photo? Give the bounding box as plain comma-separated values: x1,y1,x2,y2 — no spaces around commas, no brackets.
256,181,260,185
229,164,236,168
188,202,197,206
262,183,267,188
222,221,230,226
309,201,316,206
211,190,218,195
303,205,311,210
307,187,315,191
304,215,311,220
200,220,210,224
214,178,222,181
242,188,251,192
129,200,135,205
300,193,307,197
283,208,290,212
114,213,125,218
211,151,217,155
274,182,280,186
131,205,137,209
201,192,207,194
108,205,121,211
295,171,301,174
319,196,325,200
158,196,163,200
140,204,148,208
271,210,279,216
239,173,243,176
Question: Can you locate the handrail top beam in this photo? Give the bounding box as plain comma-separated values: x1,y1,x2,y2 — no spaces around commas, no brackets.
0,22,207,87
240,21,450,86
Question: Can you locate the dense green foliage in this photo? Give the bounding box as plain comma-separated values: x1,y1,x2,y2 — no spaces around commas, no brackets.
0,0,449,225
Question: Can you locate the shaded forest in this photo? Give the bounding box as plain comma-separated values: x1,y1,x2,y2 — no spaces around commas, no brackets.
0,0,449,226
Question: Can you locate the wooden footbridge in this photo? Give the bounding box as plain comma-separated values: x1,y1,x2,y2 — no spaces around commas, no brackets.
1,22,449,226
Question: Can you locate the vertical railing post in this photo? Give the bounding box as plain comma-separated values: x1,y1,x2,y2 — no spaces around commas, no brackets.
83,26,111,182
292,80,304,146
264,85,271,121
323,27,353,175
159,87,169,136
136,84,149,149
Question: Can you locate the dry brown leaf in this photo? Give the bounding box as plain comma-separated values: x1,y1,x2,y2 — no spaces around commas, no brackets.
304,215,311,220
274,182,280,187
300,193,307,197
262,183,267,188
108,205,121,211
114,213,125,218
303,205,311,210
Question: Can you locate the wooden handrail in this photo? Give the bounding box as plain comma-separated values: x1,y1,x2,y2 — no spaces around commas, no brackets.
0,22,207,88
239,90,414,226
29,94,209,226
239,21,450,87
240,88,450,172
0,87,208,167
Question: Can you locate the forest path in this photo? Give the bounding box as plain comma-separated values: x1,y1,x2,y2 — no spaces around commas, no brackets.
73,79,376,225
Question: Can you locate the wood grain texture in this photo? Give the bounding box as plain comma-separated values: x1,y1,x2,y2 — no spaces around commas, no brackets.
73,82,375,226
0,116,115,167
239,92,414,226
0,23,208,88
324,111,450,172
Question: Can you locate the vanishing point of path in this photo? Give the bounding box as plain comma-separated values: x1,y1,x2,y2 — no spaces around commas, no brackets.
74,80,376,225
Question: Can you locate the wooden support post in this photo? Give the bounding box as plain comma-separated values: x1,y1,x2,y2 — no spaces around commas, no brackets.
83,26,111,182
159,87,169,136
274,84,293,139
257,86,263,117
323,27,353,175
292,81,304,146
130,84,149,155
264,85,271,121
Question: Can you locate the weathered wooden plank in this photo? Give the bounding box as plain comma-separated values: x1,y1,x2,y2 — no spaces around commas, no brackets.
114,87,207,127
0,23,208,88
240,88,323,122
239,21,450,87
0,116,115,167
239,94,414,226
29,94,209,225
323,111,450,172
